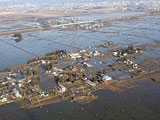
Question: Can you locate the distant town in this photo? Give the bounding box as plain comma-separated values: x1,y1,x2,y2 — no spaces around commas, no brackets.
0,0,159,13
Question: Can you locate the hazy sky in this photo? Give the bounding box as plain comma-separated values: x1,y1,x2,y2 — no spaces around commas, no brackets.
0,0,109,5
0,0,156,4
0,0,106,2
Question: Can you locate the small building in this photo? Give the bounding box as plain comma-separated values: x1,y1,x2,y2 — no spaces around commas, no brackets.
29,86,36,92
83,78,96,87
16,81,23,88
13,88,22,98
41,60,46,64
25,77,31,83
6,77,16,84
52,67,63,72
0,96,7,102
69,53,81,59
58,84,66,93
112,52,118,56
81,62,93,68
102,75,112,83
92,51,100,56
60,52,67,58
67,65,74,70
16,75,24,79
41,92,49,97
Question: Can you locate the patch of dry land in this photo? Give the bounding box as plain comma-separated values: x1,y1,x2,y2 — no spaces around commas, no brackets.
0,42,160,109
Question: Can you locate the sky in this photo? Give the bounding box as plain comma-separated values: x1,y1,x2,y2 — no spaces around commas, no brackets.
0,0,112,4
0,0,157,4
0,0,109,5
0,0,106,2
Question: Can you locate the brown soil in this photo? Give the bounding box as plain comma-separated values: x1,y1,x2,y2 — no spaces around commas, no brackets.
73,94,98,104
150,71,160,83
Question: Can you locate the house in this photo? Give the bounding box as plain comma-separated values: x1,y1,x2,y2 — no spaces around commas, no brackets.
132,64,138,69
29,86,36,92
41,92,49,97
13,88,22,98
0,94,7,102
81,62,93,68
67,65,74,70
69,53,81,59
50,71,59,76
60,52,67,58
0,94,3,99
123,59,133,65
41,60,46,64
83,78,96,87
87,80,96,86
121,52,127,57
16,74,24,79
25,77,31,83
16,81,23,88
102,75,112,83
58,84,66,93
92,51,100,56
6,77,16,85
52,67,63,72
112,52,118,56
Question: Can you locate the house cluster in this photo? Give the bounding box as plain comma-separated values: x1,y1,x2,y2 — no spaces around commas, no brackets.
119,58,138,70
0,71,25,103
112,45,143,58
42,49,112,90
40,17,80,28
0,44,133,107
26,48,111,91
0,40,147,107
75,22,104,31
39,17,104,31
99,41,118,48
112,45,143,70
0,65,47,105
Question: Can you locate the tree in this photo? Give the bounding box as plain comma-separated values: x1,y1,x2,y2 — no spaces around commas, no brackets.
45,63,52,71
13,33,22,42
33,70,39,76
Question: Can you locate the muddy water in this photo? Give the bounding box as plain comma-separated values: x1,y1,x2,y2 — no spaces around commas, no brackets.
122,79,160,113
2,85,160,120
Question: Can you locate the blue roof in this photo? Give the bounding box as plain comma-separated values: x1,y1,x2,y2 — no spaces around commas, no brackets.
16,75,24,79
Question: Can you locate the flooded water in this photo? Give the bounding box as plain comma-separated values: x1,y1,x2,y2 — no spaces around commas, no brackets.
0,11,160,119
122,79,160,113
3,86,160,120
39,68,58,91
0,12,160,70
